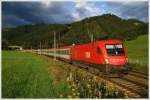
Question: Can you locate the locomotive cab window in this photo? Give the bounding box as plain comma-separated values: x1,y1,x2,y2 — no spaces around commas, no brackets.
105,44,124,56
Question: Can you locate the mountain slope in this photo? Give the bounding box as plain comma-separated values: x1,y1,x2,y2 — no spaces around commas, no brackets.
2,24,68,49
60,14,148,45
2,14,148,49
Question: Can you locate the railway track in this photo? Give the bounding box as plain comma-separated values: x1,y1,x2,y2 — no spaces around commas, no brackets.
70,63,148,98
122,73,148,88
106,77,148,97
129,71,148,79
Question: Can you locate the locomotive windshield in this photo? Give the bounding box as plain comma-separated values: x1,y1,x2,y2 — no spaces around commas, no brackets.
105,44,124,56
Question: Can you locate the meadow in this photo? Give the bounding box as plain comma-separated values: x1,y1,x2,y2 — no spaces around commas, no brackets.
125,35,148,73
2,51,70,98
2,51,127,98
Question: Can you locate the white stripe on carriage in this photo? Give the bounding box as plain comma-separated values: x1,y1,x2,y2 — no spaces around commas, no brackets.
41,48,70,52
39,52,70,59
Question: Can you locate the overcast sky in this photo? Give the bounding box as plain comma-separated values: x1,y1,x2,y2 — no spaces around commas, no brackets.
2,1,148,28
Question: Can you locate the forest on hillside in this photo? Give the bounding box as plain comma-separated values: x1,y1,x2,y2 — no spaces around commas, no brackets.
2,14,148,49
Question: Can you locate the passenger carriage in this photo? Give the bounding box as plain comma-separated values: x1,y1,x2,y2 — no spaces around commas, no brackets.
38,40,130,75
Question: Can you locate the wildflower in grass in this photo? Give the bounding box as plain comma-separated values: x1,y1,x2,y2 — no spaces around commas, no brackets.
91,79,94,82
75,79,79,83
93,76,97,81
87,84,91,88
66,77,70,82
77,92,80,96
88,79,91,82
77,82,80,87
115,91,118,96
65,67,128,98
73,93,76,96
59,94,63,98
67,95,72,98
72,88,75,92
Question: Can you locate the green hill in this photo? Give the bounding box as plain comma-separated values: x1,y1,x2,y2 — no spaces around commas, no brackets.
125,35,148,72
2,24,68,49
60,14,148,45
2,14,148,49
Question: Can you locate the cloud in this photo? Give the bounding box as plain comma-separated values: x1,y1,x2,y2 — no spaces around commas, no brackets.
72,2,101,20
105,1,148,22
2,14,32,27
2,1,74,27
40,1,52,7
2,1,148,28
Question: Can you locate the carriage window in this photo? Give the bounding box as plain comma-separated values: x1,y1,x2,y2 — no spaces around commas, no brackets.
106,44,124,56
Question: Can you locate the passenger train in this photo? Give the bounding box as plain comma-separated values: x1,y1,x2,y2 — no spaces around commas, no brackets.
36,40,131,75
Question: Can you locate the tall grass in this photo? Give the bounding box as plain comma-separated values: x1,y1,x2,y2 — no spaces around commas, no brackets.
2,51,69,98
125,35,148,72
125,35,148,65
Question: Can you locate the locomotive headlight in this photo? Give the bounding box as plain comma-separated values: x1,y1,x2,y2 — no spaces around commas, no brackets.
126,58,128,63
105,58,109,64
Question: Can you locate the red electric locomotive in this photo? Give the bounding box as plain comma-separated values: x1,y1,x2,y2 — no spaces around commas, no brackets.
39,40,130,75
71,40,130,74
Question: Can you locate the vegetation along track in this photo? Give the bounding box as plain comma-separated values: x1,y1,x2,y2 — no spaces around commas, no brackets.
69,63,148,98
32,53,148,98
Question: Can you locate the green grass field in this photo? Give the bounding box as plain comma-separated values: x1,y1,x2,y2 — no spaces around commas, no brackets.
2,51,70,98
2,51,127,98
125,35,148,72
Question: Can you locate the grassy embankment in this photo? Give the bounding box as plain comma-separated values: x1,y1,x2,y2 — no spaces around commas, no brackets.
2,51,127,98
125,35,148,73
2,51,70,98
